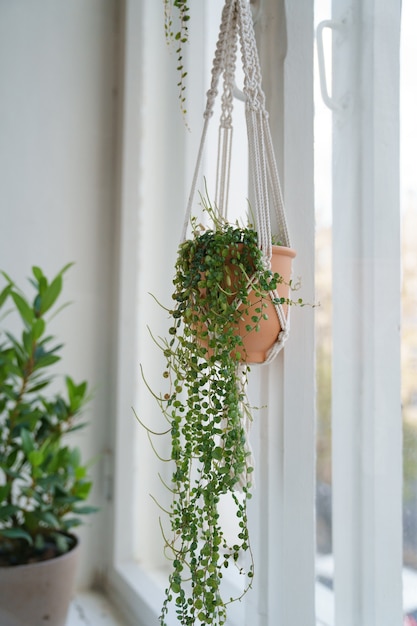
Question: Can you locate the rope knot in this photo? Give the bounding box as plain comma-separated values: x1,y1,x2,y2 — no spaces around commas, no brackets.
207,87,218,99
278,329,289,344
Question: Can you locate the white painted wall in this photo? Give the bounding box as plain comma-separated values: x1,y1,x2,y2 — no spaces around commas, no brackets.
0,0,119,588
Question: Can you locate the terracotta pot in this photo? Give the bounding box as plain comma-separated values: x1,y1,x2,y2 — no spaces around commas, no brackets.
0,535,79,626
236,244,296,363
197,244,296,364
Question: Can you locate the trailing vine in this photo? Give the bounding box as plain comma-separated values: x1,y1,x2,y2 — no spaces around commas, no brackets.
164,0,191,119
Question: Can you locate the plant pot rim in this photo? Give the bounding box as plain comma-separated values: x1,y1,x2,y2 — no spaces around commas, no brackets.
0,533,79,571
270,244,296,258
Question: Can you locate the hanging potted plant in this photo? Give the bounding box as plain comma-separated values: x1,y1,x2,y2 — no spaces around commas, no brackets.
0,264,96,626
141,1,303,624
178,192,297,365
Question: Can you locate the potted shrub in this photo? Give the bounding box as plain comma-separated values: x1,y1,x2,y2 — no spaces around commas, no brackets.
0,264,96,626
141,196,299,626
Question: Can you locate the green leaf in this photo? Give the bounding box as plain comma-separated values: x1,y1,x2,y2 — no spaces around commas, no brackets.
20,428,34,455
38,511,60,528
28,450,44,467
3,449,18,472
0,269,14,285
33,353,60,370
37,263,74,316
53,532,72,554
212,447,223,461
11,291,33,325
74,465,87,480
0,484,11,503
66,377,88,412
39,275,62,315
0,528,33,544
71,505,99,515
32,318,45,340
37,476,65,491
68,447,81,468
61,517,82,529
72,481,92,500
27,379,50,393
58,262,75,276
0,505,20,520
0,284,12,308
31,266,44,283
67,423,87,435
22,329,33,355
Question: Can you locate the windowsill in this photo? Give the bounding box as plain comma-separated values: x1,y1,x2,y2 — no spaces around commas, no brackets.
72,561,416,626
106,561,245,626
68,590,128,626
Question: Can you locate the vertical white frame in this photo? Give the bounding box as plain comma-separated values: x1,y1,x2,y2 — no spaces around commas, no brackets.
281,1,316,622
112,0,143,570
332,1,402,624
282,0,316,621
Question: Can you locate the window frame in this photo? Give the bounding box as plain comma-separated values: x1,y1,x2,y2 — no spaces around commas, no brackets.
331,1,403,624
108,1,316,624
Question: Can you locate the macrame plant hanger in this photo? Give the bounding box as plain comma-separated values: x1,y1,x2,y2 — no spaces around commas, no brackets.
181,0,293,364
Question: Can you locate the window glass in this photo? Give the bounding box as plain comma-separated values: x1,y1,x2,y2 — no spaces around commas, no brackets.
314,0,333,599
315,0,417,622
401,0,417,620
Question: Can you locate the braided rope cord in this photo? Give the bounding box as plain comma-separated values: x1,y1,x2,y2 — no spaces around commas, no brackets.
215,3,238,217
181,0,236,240
237,0,290,249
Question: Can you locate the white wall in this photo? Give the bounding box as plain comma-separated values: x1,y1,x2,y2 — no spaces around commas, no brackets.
0,0,119,588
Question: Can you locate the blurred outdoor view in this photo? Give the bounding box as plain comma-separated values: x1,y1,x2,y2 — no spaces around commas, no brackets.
314,0,417,620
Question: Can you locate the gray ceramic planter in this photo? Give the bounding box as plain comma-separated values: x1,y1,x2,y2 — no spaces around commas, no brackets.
0,536,79,626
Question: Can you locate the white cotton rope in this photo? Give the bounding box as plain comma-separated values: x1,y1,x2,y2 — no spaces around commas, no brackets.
181,0,237,239
215,126,233,218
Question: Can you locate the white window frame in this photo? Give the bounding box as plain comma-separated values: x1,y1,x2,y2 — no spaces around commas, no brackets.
330,1,402,625
106,0,404,625
108,0,313,624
